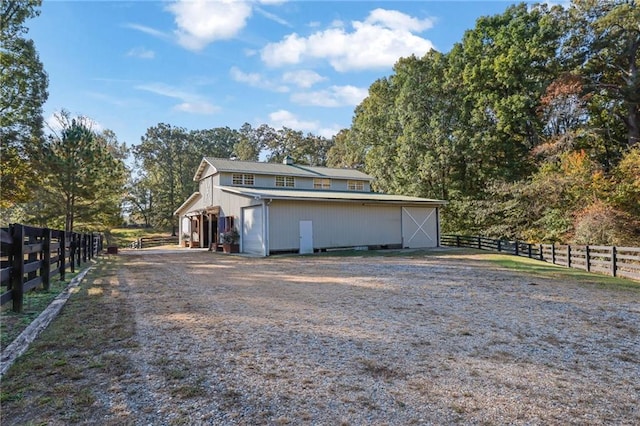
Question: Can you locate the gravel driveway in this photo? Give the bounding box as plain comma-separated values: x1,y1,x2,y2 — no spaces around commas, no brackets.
4,249,639,425
94,249,638,425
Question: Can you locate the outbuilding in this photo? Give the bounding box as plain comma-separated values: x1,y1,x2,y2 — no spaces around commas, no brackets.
174,157,447,255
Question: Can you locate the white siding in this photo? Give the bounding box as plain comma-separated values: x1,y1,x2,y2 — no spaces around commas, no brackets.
268,201,401,251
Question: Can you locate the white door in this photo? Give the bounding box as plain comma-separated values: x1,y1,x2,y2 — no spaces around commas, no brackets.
299,220,313,254
242,206,264,255
402,207,438,248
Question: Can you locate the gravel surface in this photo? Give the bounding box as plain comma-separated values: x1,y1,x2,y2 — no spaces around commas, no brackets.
6,249,640,424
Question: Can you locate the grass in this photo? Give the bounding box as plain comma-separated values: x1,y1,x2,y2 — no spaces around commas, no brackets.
0,256,138,424
303,246,639,289
1,271,80,351
475,252,640,290
105,227,172,248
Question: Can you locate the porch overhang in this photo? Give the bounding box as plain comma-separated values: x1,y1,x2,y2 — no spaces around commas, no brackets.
185,206,220,217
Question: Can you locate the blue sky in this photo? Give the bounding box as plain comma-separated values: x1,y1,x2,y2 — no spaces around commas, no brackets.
29,1,524,148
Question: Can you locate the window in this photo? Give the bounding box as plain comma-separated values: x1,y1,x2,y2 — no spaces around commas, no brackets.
275,176,295,187
348,180,364,191
232,173,254,186
313,178,331,189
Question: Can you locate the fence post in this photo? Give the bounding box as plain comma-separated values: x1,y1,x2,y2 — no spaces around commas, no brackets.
515,240,519,256
138,237,143,249
27,233,37,283
585,245,591,272
477,236,481,250
42,228,51,291
528,243,532,258
497,240,501,252
60,231,66,281
76,234,81,267
539,244,544,261
70,233,76,273
551,244,556,264
567,245,572,268
82,233,88,263
611,246,617,277
456,235,460,247
10,224,25,313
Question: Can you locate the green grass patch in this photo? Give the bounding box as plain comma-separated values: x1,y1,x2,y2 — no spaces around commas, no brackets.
1,271,80,351
106,227,171,247
1,256,138,424
478,252,640,290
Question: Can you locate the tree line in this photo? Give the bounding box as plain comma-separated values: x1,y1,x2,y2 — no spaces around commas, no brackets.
127,123,333,231
328,0,639,246
1,1,127,233
2,0,638,246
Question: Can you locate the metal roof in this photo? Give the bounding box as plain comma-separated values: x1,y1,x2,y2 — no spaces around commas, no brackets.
217,186,447,205
173,192,201,216
195,157,373,181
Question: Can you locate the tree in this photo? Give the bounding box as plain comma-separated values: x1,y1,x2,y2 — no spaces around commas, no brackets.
326,129,365,169
1,0,48,208
456,3,563,186
564,0,640,148
232,122,262,161
31,111,127,232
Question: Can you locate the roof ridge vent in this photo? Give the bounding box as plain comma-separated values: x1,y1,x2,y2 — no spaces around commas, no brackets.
283,155,294,165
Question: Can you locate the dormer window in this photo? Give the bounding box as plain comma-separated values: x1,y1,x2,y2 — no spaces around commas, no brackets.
232,173,254,186
313,178,331,189
348,180,364,191
276,176,295,187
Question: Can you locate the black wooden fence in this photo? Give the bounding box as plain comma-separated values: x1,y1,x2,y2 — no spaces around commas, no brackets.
0,224,103,313
441,234,640,282
131,236,179,249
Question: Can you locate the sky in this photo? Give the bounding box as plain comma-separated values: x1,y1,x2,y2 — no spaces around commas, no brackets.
28,0,526,149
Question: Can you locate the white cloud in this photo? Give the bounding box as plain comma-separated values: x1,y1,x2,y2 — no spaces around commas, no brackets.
266,110,341,138
291,85,367,107
317,125,342,139
365,8,433,32
126,47,155,59
174,102,220,115
136,82,220,115
281,70,326,88
166,0,253,51
261,8,435,71
125,23,171,41
229,66,289,92
45,112,104,133
255,6,291,27
268,109,319,132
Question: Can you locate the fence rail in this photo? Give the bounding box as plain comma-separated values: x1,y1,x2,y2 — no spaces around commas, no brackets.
441,234,640,282
1,224,103,312
132,236,179,249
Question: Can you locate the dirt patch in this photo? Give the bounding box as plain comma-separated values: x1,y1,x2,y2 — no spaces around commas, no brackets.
2,250,639,424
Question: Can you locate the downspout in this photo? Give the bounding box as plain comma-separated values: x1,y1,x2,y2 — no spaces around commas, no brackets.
436,207,441,247
263,199,272,256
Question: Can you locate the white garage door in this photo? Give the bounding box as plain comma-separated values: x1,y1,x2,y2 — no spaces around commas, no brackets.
242,205,264,255
402,207,438,248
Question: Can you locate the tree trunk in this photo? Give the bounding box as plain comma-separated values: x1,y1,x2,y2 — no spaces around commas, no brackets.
628,102,639,147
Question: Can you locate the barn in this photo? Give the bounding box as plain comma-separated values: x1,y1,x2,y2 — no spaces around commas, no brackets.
174,157,447,256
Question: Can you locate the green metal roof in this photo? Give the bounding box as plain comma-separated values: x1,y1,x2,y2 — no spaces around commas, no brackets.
197,157,373,181
217,186,447,205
